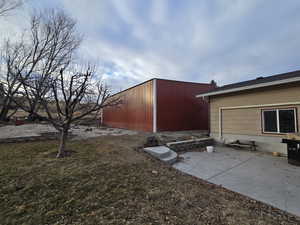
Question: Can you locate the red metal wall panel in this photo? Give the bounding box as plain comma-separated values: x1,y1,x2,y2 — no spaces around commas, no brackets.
103,80,153,132
156,79,216,131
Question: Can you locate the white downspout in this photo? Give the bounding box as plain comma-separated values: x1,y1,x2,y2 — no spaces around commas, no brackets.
153,79,157,133
100,109,103,126
219,108,222,139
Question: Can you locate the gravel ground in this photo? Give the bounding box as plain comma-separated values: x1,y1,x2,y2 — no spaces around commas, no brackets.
0,124,137,139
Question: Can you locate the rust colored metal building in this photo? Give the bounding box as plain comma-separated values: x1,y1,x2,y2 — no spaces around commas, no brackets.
103,78,216,132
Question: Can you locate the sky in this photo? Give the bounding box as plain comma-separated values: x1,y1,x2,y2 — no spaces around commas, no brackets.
1,0,300,92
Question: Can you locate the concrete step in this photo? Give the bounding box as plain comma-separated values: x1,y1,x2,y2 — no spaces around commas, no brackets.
143,146,178,165
161,150,178,164
144,146,172,158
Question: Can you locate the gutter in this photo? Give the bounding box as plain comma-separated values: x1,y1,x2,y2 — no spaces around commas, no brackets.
197,76,300,98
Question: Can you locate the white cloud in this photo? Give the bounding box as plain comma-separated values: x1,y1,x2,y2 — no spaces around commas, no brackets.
150,0,167,25
1,0,300,92
79,36,186,91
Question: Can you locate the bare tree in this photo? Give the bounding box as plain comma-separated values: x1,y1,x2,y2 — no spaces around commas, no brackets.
0,0,22,16
0,41,27,120
1,7,121,158
0,0,23,119
20,9,81,120
0,0,23,120
21,66,121,158
0,9,81,121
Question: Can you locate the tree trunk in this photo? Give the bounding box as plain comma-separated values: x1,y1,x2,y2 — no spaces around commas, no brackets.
57,129,68,158
0,106,9,121
0,97,12,121
27,101,39,121
27,112,37,121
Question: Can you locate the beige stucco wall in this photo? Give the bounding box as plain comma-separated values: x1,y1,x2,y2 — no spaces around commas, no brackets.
210,82,300,137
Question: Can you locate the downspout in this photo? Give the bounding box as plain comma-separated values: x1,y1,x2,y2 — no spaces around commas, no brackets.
219,108,223,139
100,109,103,126
153,79,157,133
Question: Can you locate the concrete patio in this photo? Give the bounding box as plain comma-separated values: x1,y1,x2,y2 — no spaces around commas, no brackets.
173,146,300,217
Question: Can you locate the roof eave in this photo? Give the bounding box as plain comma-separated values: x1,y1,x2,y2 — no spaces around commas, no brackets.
196,76,300,98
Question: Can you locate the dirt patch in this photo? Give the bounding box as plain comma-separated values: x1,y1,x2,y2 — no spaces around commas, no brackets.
0,124,138,140
0,135,299,225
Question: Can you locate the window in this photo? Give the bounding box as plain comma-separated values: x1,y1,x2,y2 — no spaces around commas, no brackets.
279,110,296,133
262,108,297,133
263,110,278,132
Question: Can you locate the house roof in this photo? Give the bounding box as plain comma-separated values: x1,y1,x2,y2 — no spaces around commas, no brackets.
196,70,300,98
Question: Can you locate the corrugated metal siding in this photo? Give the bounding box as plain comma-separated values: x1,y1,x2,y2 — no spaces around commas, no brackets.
156,79,215,131
103,80,153,132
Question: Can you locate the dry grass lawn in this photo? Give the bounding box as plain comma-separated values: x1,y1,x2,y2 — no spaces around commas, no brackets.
0,135,300,225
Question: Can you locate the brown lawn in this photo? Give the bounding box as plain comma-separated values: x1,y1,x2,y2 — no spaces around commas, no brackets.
0,135,299,225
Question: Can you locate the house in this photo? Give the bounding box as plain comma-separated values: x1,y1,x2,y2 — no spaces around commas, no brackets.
103,78,216,132
196,70,300,154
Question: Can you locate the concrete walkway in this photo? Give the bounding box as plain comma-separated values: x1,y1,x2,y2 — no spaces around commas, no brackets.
173,146,300,217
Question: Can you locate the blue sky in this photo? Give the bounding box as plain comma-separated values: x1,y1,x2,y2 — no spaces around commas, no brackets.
1,0,300,92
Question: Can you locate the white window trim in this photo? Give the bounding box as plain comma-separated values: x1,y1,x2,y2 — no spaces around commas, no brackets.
262,108,298,134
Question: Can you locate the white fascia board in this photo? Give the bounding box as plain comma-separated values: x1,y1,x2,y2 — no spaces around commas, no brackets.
196,76,300,98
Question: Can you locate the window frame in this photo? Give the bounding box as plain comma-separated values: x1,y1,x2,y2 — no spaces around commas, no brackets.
261,107,298,134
